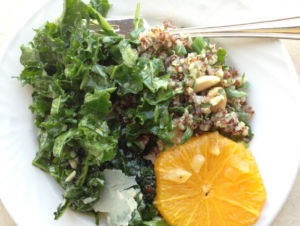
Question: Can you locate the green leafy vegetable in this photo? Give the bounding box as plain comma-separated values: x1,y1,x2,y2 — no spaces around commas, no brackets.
217,48,227,63
34,76,64,99
237,81,250,89
167,45,187,56
29,92,52,117
134,3,141,31
80,91,111,119
130,27,145,40
87,4,117,36
53,129,77,157
20,43,39,65
138,58,165,92
168,107,185,115
90,0,112,17
118,40,138,68
140,219,169,226
201,102,212,107
237,112,250,122
191,37,209,54
239,141,249,149
113,64,144,94
245,122,254,140
80,64,114,93
32,151,52,172
224,88,247,98
179,126,193,145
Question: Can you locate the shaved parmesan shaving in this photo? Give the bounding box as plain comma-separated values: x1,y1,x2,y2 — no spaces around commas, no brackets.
93,186,119,212
121,188,137,212
106,188,138,226
93,169,138,226
102,169,137,192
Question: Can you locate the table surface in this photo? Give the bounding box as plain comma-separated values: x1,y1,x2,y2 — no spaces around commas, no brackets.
1,1,300,225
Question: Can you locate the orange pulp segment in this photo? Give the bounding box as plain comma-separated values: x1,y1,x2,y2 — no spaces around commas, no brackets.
154,132,267,226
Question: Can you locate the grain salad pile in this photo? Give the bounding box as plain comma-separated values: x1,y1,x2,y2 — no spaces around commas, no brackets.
133,22,254,151
16,0,255,225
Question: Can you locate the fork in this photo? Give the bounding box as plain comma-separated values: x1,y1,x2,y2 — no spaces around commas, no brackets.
90,16,300,40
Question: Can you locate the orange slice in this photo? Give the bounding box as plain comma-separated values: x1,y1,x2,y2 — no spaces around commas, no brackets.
154,132,267,226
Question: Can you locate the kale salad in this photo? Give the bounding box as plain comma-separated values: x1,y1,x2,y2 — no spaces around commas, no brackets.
17,0,254,225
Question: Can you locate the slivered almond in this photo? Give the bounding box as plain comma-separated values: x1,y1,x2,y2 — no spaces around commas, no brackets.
194,76,221,93
207,87,227,113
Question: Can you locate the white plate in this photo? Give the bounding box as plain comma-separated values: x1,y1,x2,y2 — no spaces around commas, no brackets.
1,0,300,225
